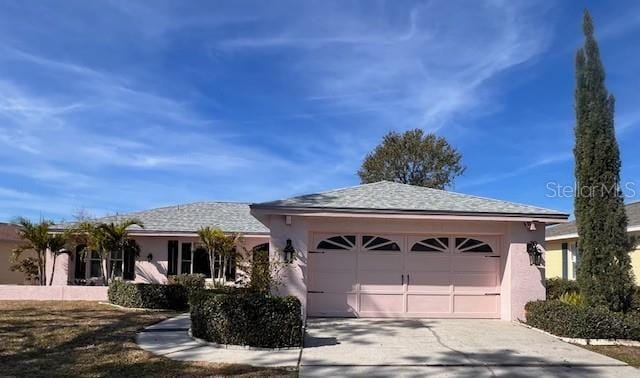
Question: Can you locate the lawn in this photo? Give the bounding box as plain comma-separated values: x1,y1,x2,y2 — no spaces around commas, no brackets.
0,301,295,377
582,345,640,368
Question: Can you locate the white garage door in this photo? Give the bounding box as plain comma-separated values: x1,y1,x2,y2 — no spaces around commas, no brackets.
307,233,501,318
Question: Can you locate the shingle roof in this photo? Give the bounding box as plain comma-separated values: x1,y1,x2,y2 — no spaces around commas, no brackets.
546,201,640,239
54,202,269,234
252,181,568,218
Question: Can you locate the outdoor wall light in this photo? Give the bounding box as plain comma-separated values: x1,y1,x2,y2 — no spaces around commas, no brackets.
524,221,537,232
283,239,295,263
147,253,153,262
526,241,543,266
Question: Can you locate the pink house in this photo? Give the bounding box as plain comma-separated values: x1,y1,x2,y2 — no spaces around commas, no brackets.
44,181,567,321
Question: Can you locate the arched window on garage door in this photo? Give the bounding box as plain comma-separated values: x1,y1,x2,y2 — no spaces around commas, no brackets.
361,236,401,252
410,237,449,252
455,238,493,253
317,235,356,250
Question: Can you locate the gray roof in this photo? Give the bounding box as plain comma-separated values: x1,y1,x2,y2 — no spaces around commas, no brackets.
252,181,568,219
55,202,269,234
546,201,640,239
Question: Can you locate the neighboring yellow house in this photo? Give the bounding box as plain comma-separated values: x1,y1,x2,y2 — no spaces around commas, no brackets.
545,201,640,283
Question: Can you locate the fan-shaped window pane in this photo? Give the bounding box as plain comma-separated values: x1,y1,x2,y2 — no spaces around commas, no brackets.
362,236,401,252
411,237,449,252
456,238,493,253
317,235,355,250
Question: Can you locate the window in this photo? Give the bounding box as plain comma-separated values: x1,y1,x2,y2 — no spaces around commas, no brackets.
571,242,580,280
411,237,449,252
212,248,236,281
193,246,211,277
362,236,400,251
168,240,178,276
317,235,355,250
455,238,493,253
89,250,102,278
181,242,192,274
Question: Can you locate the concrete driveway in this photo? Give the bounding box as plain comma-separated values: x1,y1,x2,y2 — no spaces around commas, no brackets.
300,318,637,377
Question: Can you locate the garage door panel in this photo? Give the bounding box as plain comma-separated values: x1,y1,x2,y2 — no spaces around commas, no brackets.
452,256,497,272
453,294,499,315
358,253,402,270
308,293,357,316
404,254,450,271
406,294,451,314
310,271,356,292
360,293,403,313
359,270,404,292
310,253,356,271
406,272,450,293
452,272,498,292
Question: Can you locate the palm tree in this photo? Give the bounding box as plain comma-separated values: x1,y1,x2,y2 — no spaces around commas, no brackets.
98,219,143,283
197,227,241,284
68,219,142,285
48,233,69,285
12,218,54,285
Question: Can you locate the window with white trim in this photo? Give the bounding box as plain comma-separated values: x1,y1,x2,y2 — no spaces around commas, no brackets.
316,235,356,250
411,237,449,252
455,238,493,253
361,235,401,252
89,250,102,278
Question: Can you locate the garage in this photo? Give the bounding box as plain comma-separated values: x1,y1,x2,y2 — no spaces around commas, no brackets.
250,180,568,321
307,233,501,318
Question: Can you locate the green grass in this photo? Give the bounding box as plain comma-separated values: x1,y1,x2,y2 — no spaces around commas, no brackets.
582,345,640,368
0,301,295,377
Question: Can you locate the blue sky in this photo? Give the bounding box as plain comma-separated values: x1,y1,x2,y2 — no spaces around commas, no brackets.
1,1,639,222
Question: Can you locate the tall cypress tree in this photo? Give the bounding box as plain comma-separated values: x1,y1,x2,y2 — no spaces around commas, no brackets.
574,10,634,312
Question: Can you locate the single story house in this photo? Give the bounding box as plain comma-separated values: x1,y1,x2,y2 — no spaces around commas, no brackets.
44,181,567,320
0,223,34,284
545,201,640,283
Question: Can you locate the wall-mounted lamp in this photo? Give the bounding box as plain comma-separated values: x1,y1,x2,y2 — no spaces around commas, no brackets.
524,221,537,232
147,253,153,262
283,239,295,263
526,241,543,266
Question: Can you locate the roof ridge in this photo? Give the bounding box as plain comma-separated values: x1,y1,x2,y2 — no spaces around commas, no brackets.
367,181,566,214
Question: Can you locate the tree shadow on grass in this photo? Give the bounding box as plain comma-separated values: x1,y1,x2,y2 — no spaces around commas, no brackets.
0,304,293,377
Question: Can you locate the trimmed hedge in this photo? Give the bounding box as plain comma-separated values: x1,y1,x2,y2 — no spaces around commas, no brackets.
525,300,639,340
190,291,303,348
108,280,189,310
168,274,206,296
545,278,580,300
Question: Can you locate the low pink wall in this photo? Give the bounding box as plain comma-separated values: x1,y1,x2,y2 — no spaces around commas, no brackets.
0,285,108,301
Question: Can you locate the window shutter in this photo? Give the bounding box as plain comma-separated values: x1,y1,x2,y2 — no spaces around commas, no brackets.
123,249,136,280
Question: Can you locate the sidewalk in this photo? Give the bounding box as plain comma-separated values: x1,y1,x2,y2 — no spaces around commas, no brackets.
136,314,301,368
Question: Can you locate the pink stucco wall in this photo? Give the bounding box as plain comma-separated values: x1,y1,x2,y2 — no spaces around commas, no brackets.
0,285,108,301
49,234,270,285
260,213,547,321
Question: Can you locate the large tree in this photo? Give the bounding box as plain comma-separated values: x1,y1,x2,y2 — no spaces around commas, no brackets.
574,10,634,312
358,129,465,189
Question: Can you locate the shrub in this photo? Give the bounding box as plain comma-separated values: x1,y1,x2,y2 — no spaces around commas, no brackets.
559,292,586,307
168,274,206,296
190,291,303,348
546,278,580,300
525,300,638,340
108,280,188,310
